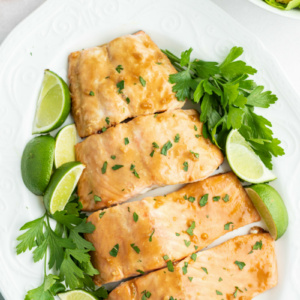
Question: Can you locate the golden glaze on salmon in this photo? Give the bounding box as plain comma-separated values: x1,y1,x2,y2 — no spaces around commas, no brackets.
85,172,260,285
75,109,224,211
108,233,277,299
68,31,183,137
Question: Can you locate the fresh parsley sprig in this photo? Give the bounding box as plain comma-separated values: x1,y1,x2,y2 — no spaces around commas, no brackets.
16,195,108,300
162,47,284,169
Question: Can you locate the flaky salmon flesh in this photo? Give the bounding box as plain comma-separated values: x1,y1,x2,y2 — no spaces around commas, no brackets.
108,233,277,300
85,172,260,285
75,109,224,211
68,31,183,137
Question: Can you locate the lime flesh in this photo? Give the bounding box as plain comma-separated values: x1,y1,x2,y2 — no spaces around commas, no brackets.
21,135,55,195
55,124,77,168
246,184,288,240
58,290,97,300
44,162,85,214
32,70,70,134
226,129,276,183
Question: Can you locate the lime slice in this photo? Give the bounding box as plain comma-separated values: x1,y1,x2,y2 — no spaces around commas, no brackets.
55,124,77,168
58,290,97,300
226,129,276,183
44,162,85,214
32,70,71,134
21,135,55,195
246,184,288,240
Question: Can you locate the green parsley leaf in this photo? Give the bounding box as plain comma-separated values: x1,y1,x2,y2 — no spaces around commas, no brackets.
194,245,199,250
115,65,124,73
191,253,197,261
126,97,130,104
161,141,172,155
234,260,246,270
223,194,230,202
124,137,129,145
175,233,180,236
99,212,106,219
89,91,94,96
152,142,159,148
139,76,146,87
109,244,119,257
111,155,116,160
101,161,108,174
105,117,110,125
184,240,191,247
102,127,107,132
182,262,188,275
224,222,233,230
187,221,195,236
163,255,169,260
190,150,199,159
213,196,220,202
183,161,188,172
137,269,145,274
174,134,180,143
116,80,125,94
188,277,193,282
201,267,208,274
112,164,124,170
167,260,174,272
199,194,209,207
94,195,102,202
149,229,155,242
130,243,140,254
150,150,155,157
253,240,263,250
218,277,223,282
142,290,151,299
133,212,139,222
233,286,243,298
188,196,195,203
216,290,223,296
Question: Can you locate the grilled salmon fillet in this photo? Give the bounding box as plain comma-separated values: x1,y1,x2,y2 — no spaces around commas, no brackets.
108,233,277,299
75,109,224,211
68,31,183,137
85,172,260,285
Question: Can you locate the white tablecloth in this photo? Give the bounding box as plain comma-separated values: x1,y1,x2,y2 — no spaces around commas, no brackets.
0,0,299,299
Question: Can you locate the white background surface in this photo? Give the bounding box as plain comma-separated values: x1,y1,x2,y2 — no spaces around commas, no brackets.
0,1,299,300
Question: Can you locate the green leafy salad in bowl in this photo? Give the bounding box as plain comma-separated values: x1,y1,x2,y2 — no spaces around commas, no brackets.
264,0,300,10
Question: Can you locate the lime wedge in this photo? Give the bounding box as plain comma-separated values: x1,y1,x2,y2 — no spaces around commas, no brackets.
21,135,55,195
32,70,71,134
246,184,288,240
55,124,77,168
226,129,276,183
44,162,85,214
58,290,97,300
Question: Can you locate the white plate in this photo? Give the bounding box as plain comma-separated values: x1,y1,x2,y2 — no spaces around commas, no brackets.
248,0,300,19
0,0,300,299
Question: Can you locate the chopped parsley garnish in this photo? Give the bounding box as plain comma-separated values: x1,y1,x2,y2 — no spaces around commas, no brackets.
191,253,197,261
150,150,155,157
183,161,188,171
174,134,180,143
224,222,233,230
116,80,125,94
184,195,188,200
109,244,119,257
152,142,159,148
130,164,140,178
194,245,199,250
233,286,243,298
182,262,188,274
94,195,102,202
99,211,106,218
199,194,209,207
175,233,180,236
88,191,93,195
115,65,124,73
223,194,230,202
216,290,223,295
149,229,155,242
234,261,246,270
253,240,263,250
187,221,195,236
141,290,151,299
111,155,116,160
188,277,193,282
188,196,195,203
218,277,223,282
133,212,139,222
194,125,198,131
161,141,172,155
139,76,146,87
184,240,191,247
195,134,200,138
190,151,199,159
112,164,124,170
213,196,220,202
102,127,107,132
101,161,108,174
163,255,169,260
137,269,144,274
162,47,284,170
89,91,95,96
124,137,129,145
201,267,208,274
126,97,130,104
105,117,110,125
156,62,162,65
130,243,140,254
167,260,174,272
